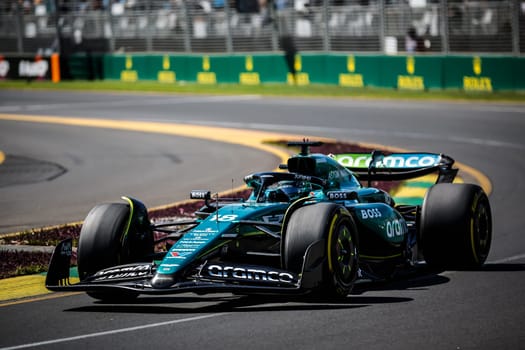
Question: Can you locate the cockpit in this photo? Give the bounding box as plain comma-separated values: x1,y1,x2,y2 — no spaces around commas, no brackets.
244,154,362,203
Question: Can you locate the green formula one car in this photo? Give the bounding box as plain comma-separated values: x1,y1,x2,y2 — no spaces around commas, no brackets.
46,141,492,301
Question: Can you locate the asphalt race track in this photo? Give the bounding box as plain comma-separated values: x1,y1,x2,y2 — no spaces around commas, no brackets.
0,111,281,234
0,90,524,349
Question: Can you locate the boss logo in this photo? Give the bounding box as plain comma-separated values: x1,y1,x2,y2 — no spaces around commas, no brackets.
360,208,382,219
327,191,356,200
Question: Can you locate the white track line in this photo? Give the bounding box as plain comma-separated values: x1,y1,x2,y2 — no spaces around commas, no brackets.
0,313,227,350
0,95,261,113
137,119,525,151
489,253,525,264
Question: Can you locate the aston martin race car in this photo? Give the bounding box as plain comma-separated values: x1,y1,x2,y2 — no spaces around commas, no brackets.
46,141,492,301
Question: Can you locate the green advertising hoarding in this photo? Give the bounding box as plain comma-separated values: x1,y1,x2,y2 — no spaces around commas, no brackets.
97,53,523,92
376,55,443,90
443,56,520,92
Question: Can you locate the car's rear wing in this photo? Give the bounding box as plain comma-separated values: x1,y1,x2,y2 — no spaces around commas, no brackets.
331,151,458,183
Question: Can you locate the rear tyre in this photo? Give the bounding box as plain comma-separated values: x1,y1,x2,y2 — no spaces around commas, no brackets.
78,202,150,301
284,203,359,298
420,183,492,269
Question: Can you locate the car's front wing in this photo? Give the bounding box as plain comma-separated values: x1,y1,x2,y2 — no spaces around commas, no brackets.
45,238,326,296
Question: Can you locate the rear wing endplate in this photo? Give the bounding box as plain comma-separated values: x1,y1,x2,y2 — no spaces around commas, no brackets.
331,152,458,183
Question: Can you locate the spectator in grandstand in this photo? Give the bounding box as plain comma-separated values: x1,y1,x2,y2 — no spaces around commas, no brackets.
235,0,265,34
16,0,33,14
235,0,259,13
212,0,225,9
274,0,288,11
405,27,417,52
405,26,424,53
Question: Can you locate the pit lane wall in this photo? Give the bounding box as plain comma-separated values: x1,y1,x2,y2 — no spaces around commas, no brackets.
2,53,524,91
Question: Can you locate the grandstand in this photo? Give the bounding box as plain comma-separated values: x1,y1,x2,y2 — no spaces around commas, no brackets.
0,0,523,54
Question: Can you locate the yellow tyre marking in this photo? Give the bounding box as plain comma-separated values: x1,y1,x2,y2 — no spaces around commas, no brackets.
469,193,482,265
121,196,135,244
470,217,479,264
327,213,339,273
0,150,5,164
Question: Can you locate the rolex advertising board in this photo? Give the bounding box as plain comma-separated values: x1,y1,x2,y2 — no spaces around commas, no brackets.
87,53,524,92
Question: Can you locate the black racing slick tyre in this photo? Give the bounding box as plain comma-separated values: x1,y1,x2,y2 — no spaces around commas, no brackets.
420,183,492,269
284,203,359,298
77,202,151,302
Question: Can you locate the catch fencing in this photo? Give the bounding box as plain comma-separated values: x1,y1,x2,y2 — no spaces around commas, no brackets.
0,0,523,55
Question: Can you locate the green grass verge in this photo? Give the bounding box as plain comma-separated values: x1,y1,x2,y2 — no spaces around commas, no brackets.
1,80,524,102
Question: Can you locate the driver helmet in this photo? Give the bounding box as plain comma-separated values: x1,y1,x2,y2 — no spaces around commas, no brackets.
265,181,310,202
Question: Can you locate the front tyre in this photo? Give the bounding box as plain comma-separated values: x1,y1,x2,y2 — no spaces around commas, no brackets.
284,203,359,298
420,183,492,269
77,202,152,302
78,203,130,281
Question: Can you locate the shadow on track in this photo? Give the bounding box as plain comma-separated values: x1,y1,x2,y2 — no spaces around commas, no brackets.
349,268,451,295
64,265,524,314
62,270,457,315
65,299,365,315
64,294,415,315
